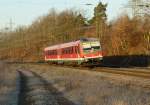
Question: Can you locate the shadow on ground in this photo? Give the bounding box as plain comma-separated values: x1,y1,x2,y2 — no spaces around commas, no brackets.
18,70,76,105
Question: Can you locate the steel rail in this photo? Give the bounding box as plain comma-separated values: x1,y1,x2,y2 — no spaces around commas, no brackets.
92,68,150,79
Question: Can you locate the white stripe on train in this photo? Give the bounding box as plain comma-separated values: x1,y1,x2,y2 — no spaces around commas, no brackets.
45,56,103,61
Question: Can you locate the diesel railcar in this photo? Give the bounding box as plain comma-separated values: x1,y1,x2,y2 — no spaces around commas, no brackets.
44,38,103,64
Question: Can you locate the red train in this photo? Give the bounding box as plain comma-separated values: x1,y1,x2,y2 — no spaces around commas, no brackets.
44,38,103,65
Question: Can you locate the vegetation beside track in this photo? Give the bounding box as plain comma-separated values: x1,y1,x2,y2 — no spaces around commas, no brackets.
12,63,150,105
0,62,150,105
0,62,20,105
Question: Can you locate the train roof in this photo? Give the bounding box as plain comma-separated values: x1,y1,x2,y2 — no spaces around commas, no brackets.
80,38,99,42
44,38,99,51
44,40,80,51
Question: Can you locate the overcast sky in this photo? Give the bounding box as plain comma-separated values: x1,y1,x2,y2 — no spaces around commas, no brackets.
0,0,128,29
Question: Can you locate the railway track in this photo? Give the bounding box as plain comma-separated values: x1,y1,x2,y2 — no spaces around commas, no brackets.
21,62,149,79
11,61,150,79
57,64,150,79
54,65,150,89
93,67,150,79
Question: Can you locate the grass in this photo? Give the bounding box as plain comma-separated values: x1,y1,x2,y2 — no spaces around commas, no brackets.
0,62,20,105
14,64,150,105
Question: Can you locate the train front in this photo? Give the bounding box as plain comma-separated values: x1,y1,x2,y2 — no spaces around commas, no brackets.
80,38,103,63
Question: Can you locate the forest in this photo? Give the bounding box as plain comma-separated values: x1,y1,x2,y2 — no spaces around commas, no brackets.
0,2,149,64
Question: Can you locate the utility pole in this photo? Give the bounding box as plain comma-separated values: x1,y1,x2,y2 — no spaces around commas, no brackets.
127,0,150,17
8,18,15,32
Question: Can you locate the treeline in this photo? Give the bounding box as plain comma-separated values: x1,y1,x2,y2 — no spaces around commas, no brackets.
0,9,87,62
0,3,149,62
106,15,150,56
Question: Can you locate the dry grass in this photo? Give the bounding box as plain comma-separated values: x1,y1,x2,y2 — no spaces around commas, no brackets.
13,64,150,105
0,62,20,105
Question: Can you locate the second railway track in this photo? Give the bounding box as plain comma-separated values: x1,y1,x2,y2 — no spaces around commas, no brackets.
93,67,150,79
16,62,150,79
58,64,150,79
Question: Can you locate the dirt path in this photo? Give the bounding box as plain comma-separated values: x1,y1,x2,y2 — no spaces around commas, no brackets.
18,70,75,105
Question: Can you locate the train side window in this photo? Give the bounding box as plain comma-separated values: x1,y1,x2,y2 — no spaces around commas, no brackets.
54,50,55,55
75,47,77,54
64,49,66,54
75,47,78,54
55,50,57,55
67,48,69,54
64,48,67,54
67,48,70,54
63,49,65,54
78,47,80,53
71,47,73,54
51,50,54,55
75,46,80,54
50,51,52,55
65,48,67,54
66,48,68,54
62,49,64,54
68,48,70,54
54,50,56,55
68,47,71,54
70,47,72,54
53,50,54,55
69,47,71,54
48,50,50,55
73,47,75,54
70,47,73,54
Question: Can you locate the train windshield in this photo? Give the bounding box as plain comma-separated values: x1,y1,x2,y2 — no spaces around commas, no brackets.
82,41,101,53
91,41,101,51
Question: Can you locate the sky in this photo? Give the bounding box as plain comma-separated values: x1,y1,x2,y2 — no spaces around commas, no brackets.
0,0,128,30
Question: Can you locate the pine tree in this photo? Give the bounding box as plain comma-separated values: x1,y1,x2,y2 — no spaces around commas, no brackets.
94,2,107,40
89,2,107,40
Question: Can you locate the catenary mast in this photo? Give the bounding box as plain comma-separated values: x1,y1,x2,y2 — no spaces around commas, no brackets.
128,0,150,17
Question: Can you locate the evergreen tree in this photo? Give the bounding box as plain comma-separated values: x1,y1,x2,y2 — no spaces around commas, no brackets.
76,14,86,26
89,2,107,40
